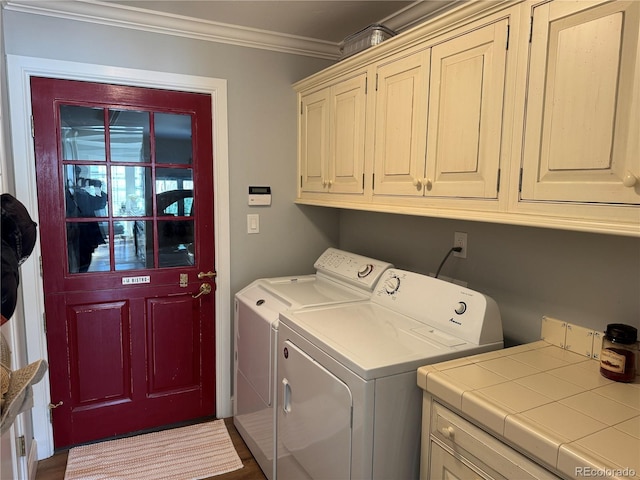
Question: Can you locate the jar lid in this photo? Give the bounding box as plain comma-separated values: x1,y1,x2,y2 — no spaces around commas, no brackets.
605,323,638,344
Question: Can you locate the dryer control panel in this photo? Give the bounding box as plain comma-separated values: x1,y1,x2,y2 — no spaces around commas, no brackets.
314,248,393,291
373,269,503,346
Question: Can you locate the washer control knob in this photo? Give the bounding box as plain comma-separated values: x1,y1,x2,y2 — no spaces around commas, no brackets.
455,302,467,315
358,264,374,278
384,275,401,295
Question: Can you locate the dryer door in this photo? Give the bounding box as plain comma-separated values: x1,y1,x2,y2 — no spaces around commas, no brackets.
278,340,352,480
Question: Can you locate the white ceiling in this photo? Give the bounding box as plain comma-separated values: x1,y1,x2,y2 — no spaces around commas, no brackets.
109,0,450,44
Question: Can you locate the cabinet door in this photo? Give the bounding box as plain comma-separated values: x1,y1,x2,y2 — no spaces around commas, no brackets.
521,0,640,204
426,19,508,199
329,73,367,194
373,50,430,196
299,88,330,193
429,442,494,480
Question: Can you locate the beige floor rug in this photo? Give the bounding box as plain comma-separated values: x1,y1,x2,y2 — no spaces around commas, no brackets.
64,420,243,480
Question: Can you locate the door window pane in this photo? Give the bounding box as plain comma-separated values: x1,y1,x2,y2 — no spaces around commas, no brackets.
60,105,106,161
111,166,152,217
64,165,108,218
156,168,193,216
155,113,192,165
109,109,150,163
158,220,194,267
67,221,109,273
115,220,153,271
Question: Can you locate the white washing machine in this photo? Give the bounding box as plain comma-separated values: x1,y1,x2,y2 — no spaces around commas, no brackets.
276,268,504,480
233,248,393,480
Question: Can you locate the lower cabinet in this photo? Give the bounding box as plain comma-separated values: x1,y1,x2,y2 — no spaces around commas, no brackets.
423,400,559,480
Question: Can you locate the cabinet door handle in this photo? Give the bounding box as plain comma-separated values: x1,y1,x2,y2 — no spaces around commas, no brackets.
440,426,455,439
425,178,433,190
622,171,638,187
412,177,423,189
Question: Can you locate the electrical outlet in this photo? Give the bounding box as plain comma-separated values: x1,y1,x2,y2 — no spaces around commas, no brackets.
453,232,467,258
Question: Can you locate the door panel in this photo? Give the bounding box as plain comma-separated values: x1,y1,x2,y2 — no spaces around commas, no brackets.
31,77,216,448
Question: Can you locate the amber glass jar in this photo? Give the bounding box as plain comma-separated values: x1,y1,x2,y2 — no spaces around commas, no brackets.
600,323,637,383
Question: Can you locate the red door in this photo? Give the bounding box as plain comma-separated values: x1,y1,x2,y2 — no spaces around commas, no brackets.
30,77,216,448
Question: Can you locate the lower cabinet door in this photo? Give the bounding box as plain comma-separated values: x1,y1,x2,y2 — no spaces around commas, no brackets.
277,340,353,480
429,442,494,480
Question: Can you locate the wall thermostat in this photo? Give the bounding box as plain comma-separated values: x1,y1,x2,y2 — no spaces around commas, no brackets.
248,186,272,206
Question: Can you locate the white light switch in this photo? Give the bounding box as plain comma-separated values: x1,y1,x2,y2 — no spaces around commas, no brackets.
247,214,260,234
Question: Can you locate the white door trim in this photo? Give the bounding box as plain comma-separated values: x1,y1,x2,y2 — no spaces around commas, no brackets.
6,54,232,460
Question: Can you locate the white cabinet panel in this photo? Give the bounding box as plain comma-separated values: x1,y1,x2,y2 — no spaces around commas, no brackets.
426,19,508,199
299,72,367,195
373,50,430,196
521,0,640,204
299,88,329,193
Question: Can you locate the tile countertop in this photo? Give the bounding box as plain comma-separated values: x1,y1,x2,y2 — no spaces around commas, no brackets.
417,340,640,480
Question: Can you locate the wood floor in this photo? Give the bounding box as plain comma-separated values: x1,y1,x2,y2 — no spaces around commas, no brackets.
34,417,267,480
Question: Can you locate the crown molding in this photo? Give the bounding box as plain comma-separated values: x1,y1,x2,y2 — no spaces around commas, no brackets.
3,0,342,59
3,0,447,60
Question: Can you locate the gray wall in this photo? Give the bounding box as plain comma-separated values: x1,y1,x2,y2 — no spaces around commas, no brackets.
339,211,640,345
2,9,340,299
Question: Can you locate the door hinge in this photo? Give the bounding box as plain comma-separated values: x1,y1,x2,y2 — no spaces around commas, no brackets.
362,174,365,190
372,173,375,190
43,312,47,334
365,77,368,95
39,255,43,277
375,74,379,91
506,24,510,50
529,17,534,43
300,101,303,115
300,175,303,188
17,435,26,457
496,168,501,193
30,116,35,138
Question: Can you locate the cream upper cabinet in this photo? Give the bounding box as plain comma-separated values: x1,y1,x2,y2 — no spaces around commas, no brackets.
520,0,640,205
299,71,367,195
372,19,509,200
294,0,639,236
299,87,329,193
372,49,430,196
426,19,509,199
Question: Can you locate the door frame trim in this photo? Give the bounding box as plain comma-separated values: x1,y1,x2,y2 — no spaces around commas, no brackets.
6,54,231,460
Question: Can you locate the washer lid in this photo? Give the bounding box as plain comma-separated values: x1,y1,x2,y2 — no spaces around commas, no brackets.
261,276,369,309
279,302,498,380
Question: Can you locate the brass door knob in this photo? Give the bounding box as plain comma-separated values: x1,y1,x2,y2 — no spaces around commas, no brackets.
192,283,212,299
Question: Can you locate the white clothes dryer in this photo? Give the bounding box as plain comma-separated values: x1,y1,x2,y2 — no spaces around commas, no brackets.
276,268,504,480
233,248,393,480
